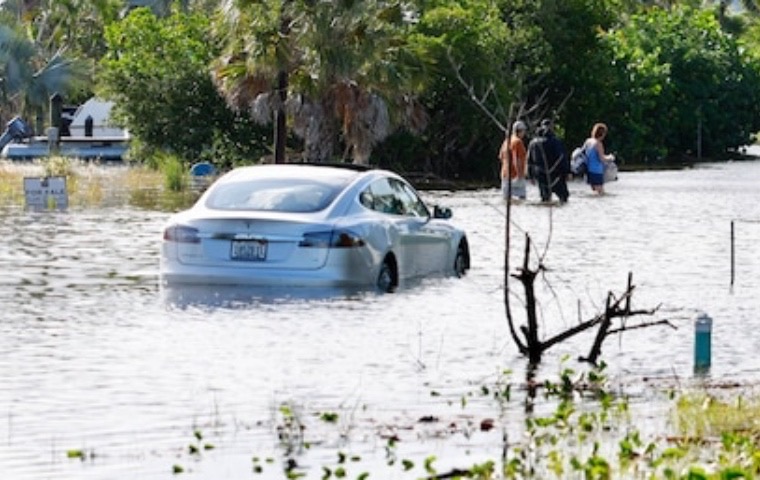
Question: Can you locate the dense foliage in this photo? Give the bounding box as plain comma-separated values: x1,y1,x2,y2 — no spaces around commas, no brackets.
599,5,760,162
98,8,269,166
3,0,760,177
212,0,428,165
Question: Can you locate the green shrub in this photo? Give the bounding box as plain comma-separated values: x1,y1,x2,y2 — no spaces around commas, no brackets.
159,154,187,192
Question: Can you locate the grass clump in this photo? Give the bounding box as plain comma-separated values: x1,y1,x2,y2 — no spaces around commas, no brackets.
43,156,74,178
157,153,188,193
673,393,760,439
0,160,201,211
0,162,25,204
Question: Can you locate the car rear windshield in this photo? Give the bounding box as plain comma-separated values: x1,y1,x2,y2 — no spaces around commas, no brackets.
205,177,350,213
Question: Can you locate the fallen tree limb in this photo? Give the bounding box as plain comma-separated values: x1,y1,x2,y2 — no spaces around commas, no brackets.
510,234,671,365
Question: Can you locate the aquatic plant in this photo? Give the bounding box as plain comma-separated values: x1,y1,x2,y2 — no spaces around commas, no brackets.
151,366,760,479
157,153,188,193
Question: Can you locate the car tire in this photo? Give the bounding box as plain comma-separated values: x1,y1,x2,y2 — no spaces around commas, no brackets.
377,257,397,293
454,239,470,278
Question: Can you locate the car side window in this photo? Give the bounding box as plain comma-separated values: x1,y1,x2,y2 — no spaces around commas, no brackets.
395,181,430,218
361,178,429,217
363,179,401,215
359,189,375,209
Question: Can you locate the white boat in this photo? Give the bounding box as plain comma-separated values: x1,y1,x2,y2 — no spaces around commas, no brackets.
2,135,129,161
0,98,130,161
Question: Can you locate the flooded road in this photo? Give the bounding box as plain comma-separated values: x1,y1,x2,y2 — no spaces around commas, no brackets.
1,156,760,479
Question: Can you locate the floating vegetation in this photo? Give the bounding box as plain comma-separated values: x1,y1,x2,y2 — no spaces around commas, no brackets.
319,412,339,423
66,449,85,459
65,448,97,463
57,338,760,477
228,366,760,479
673,393,760,439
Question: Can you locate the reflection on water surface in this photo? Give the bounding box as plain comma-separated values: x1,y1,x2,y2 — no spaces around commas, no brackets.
162,284,376,309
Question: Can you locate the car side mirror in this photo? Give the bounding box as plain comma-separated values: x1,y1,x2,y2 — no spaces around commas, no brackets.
433,205,452,219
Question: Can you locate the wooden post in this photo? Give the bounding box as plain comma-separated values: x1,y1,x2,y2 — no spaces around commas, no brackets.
50,93,62,130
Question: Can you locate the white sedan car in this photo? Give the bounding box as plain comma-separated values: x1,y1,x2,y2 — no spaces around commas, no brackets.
160,164,470,291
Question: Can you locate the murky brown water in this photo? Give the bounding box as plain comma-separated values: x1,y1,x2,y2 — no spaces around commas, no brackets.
2,156,760,479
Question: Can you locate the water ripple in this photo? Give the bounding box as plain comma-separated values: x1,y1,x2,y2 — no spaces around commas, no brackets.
2,161,760,478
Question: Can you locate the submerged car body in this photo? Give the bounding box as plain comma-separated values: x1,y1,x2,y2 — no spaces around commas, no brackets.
160,164,470,291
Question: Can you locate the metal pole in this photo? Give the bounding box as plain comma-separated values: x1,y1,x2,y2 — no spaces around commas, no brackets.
697,116,702,161
730,220,735,286
694,313,712,373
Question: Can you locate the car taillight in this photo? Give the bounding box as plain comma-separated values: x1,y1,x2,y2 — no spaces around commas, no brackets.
299,230,365,248
163,225,201,244
333,231,365,247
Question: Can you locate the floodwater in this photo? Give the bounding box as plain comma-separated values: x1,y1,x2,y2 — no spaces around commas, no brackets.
2,155,760,479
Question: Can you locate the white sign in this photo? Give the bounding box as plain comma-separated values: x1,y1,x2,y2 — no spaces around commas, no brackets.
24,176,68,210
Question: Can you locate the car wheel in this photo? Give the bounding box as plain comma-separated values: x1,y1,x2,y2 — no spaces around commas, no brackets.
377,257,397,293
454,239,470,278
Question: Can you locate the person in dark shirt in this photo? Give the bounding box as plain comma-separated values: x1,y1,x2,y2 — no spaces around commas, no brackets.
527,118,570,203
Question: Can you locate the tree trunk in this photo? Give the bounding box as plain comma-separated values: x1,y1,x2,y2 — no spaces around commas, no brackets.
273,71,288,163
274,4,290,164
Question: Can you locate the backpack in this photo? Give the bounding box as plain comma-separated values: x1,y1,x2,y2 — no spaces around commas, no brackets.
570,147,588,176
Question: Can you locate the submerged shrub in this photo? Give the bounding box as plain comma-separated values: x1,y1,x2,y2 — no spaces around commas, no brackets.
159,154,187,192
43,156,75,178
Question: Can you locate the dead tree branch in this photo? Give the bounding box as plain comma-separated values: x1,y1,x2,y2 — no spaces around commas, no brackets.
515,235,670,365
607,318,676,336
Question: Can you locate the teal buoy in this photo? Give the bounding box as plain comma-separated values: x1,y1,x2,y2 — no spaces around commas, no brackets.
694,313,712,372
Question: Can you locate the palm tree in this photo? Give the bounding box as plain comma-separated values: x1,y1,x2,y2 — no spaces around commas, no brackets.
212,0,292,162
0,22,87,129
214,0,427,164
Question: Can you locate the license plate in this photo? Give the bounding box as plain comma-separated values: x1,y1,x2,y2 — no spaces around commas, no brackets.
231,239,268,261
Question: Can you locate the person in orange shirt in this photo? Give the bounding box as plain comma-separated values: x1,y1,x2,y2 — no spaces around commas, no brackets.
499,120,528,200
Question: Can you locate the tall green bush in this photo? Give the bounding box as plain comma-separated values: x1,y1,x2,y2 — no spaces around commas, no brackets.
98,8,269,168
386,0,520,181
521,0,620,149
600,6,760,162
158,153,187,192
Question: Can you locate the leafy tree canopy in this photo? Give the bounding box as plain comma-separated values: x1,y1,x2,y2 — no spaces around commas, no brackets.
600,5,760,161
99,7,268,165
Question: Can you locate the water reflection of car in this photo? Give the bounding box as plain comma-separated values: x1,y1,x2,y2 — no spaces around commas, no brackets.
160,163,470,292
